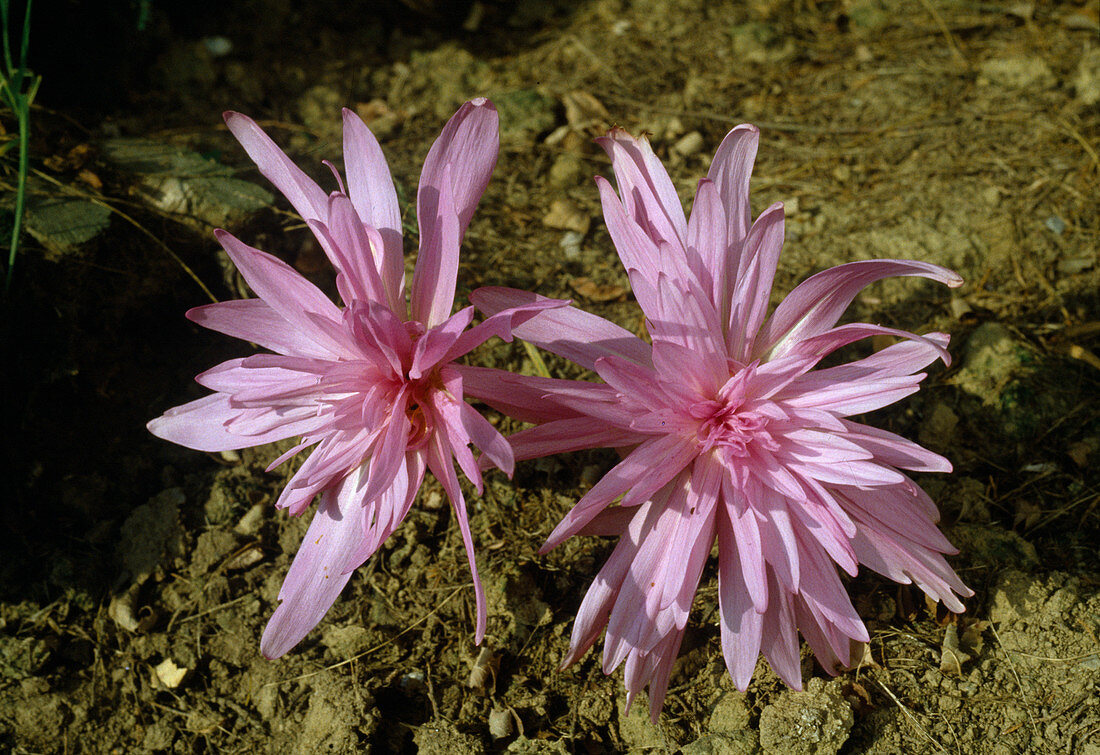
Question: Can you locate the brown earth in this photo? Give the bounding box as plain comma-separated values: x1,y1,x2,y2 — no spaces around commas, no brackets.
2,0,1098,753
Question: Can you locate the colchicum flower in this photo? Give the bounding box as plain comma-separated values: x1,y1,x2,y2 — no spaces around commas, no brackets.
468,125,972,720
148,99,562,658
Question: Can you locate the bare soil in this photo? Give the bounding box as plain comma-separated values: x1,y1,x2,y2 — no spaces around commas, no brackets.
2,1,1098,753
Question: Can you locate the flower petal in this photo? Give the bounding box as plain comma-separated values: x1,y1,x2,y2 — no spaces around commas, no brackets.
470,287,652,371
411,163,461,328
341,107,404,308
418,98,499,236
756,259,962,360
727,202,785,361
215,230,351,358
224,111,329,224
596,129,687,251
186,299,330,358
426,431,487,643
260,465,369,659
706,123,759,253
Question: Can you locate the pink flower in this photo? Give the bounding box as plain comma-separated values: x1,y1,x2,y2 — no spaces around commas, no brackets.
468,126,972,720
148,99,563,658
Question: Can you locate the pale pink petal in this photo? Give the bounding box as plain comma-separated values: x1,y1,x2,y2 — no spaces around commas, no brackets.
596,129,687,250
441,295,570,366
195,356,326,398
458,401,514,475
309,194,389,306
409,307,475,379
756,259,963,360
341,107,404,307
224,111,329,224
504,419,641,462
717,511,765,689
147,393,322,452
455,365,601,424
426,432,488,643
595,176,663,298
727,202,785,361
791,528,868,642
562,502,657,667
260,464,369,659
644,629,686,723
186,299,331,358
215,230,352,357
357,395,412,505
470,287,652,371
541,435,698,552
648,273,728,391
706,123,759,252
783,373,924,417
411,163,461,328
835,485,956,553
722,474,768,612
785,325,951,378
759,573,803,689
685,178,728,315
417,98,499,235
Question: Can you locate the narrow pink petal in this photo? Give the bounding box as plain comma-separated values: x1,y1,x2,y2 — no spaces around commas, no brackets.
756,259,963,360
215,230,352,357
224,111,329,224
409,306,475,379
686,178,728,316
345,299,414,375
455,365,599,424
645,629,687,723
427,374,482,494
411,163,461,328
458,401,514,476
850,524,971,612
426,432,487,643
603,481,685,669
357,396,412,505
759,574,803,689
275,427,379,515
470,287,652,371
346,450,426,569
791,528,868,642
260,465,369,659
727,202,785,361
147,393,320,452
186,299,331,359
195,356,325,398
756,490,801,592
783,373,924,416
596,129,687,250
661,459,722,613
504,419,642,462
723,475,768,612
717,512,765,689
341,107,404,308
648,273,728,391
793,599,848,675
563,502,657,667
596,175,662,296
440,296,570,366
541,435,697,552
592,355,666,409
706,124,759,252
417,98,499,236
309,194,389,306
835,485,956,552
785,325,952,378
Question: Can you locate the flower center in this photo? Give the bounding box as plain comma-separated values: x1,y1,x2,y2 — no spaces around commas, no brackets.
693,400,768,456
